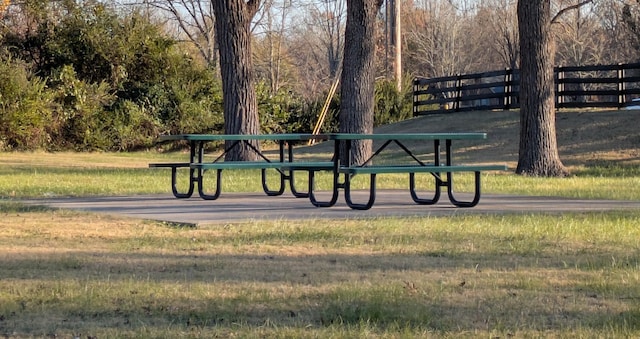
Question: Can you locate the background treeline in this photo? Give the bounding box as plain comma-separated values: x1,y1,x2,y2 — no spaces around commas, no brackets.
3,0,640,151
0,0,412,151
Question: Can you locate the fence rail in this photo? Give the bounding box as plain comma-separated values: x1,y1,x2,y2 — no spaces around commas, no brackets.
413,62,640,115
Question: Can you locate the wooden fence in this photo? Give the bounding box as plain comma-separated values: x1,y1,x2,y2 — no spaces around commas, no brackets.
413,62,640,115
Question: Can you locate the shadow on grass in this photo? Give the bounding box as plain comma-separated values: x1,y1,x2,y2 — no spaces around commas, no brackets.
577,160,640,177
2,199,640,335
1,246,640,334
0,201,57,213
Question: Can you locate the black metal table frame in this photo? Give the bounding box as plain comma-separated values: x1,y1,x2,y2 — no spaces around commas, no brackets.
307,133,489,210
160,134,329,200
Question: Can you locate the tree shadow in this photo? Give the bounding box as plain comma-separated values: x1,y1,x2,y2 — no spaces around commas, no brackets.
0,201,57,213
2,237,640,334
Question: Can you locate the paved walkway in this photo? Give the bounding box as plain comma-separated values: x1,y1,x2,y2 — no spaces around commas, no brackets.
23,191,640,226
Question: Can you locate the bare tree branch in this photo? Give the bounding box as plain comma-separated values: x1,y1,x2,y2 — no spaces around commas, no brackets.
551,0,594,24
143,0,217,66
247,0,261,18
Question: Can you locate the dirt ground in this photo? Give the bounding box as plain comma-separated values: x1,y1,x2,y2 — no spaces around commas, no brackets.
317,109,640,169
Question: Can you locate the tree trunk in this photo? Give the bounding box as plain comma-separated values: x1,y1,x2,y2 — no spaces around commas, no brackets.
339,0,383,165
516,0,569,176
212,0,260,161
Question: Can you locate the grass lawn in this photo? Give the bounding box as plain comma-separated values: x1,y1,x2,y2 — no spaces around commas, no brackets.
1,150,639,338
1,203,639,338
1,151,640,201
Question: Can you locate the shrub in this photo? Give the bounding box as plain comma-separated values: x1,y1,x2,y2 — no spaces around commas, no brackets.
373,78,414,127
160,65,224,136
1,2,226,150
292,78,414,136
0,57,54,150
48,65,115,150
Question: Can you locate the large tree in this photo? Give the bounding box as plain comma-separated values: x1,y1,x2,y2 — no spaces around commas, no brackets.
212,0,261,161
621,0,640,55
516,0,594,176
339,0,383,165
516,0,569,176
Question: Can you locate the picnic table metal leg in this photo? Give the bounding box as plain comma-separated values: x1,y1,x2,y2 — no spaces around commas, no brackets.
261,168,286,196
309,139,342,207
442,138,481,207
308,169,339,207
197,168,222,200
288,170,310,198
170,140,198,198
170,166,195,198
446,171,481,207
339,139,378,210
286,143,311,198
408,172,442,205
344,173,376,210
259,141,287,196
407,138,442,205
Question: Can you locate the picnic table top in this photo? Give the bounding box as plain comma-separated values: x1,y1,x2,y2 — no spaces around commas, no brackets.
329,132,487,140
158,132,487,142
158,133,329,142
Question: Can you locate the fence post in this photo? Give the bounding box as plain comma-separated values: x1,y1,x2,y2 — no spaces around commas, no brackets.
617,63,625,108
413,79,418,116
455,74,462,112
555,65,564,108
504,68,512,110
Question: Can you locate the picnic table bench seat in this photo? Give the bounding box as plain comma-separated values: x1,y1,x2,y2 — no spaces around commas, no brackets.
191,161,334,171
339,164,507,175
148,162,191,168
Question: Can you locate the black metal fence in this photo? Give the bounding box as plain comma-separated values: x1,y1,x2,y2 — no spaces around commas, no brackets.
413,62,640,115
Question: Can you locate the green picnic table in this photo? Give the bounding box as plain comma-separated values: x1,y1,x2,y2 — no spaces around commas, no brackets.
150,133,507,210
149,134,333,200
308,133,507,210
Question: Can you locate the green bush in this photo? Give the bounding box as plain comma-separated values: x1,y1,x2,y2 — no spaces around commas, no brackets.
257,82,308,134
1,1,226,150
293,78,414,136
111,100,161,151
0,57,54,150
373,78,414,126
160,65,224,136
48,65,115,150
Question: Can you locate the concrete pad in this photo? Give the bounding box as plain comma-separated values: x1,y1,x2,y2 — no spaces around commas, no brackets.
21,191,640,226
